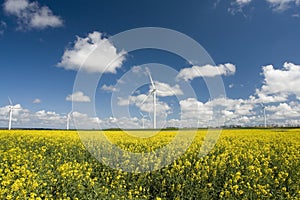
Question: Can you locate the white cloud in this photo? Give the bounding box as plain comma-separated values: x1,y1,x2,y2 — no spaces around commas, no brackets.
236,0,252,4
177,97,258,127
179,98,212,123
177,63,236,81
152,81,183,97
57,31,127,74
255,62,300,102
227,0,300,14
131,66,145,74
3,0,63,30
131,94,171,128
99,116,141,129
0,21,7,35
101,84,119,92
115,79,182,124
228,0,253,15
267,103,296,118
140,98,171,115
1,95,300,129
117,97,130,106
34,110,63,125
0,103,144,129
0,104,23,119
66,91,91,102
0,104,103,129
32,98,41,104
254,90,288,103
265,0,300,12
231,0,253,8
257,102,300,126
117,94,171,115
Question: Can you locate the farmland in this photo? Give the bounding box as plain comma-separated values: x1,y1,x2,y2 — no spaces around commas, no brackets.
0,129,299,199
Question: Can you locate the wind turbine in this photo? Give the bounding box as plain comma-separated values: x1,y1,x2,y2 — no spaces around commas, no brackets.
260,103,267,128
141,71,157,129
139,112,147,129
66,111,73,130
8,97,18,130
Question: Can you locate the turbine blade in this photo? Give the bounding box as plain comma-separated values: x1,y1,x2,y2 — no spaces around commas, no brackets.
148,71,156,89
141,93,151,104
8,97,13,105
156,89,171,96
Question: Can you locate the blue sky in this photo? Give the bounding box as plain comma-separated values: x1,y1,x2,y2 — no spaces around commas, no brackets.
1,0,300,129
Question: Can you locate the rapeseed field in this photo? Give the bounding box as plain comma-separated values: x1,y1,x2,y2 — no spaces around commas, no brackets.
0,129,299,199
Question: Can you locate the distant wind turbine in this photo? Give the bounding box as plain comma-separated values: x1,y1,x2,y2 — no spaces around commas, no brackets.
8,97,19,130
66,111,73,130
260,103,267,128
139,112,147,129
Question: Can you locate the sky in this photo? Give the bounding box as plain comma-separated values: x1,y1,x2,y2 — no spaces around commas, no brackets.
1,0,300,129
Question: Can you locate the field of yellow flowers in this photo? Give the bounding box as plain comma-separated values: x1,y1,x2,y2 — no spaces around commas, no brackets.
0,129,299,199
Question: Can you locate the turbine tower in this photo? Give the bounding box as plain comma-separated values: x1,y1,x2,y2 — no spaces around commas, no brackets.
139,112,146,129
141,71,157,129
66,111,73,130
260,103,267,128
8,97,18,130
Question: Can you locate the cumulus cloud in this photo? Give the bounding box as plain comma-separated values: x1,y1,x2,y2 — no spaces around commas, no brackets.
115,80,182,118
117,93,171,124
66,91,91,102
177,97,258,127
177,63,236,81
255,62,300,102
57,31,127,74
32,98,41,104
99,116,142,129
254,90,288,103
0,103,145,129
230,0,252,10
1,96,300,129
267,102,299,118
256,101,300,126
120,94,171,115
0,104,104,129
152,81,183,97
265,0,300,12
101,84,119,92
227,0,253,15
0,104,31,127
179,98,212,127
235,0,253,4
3,0,63,30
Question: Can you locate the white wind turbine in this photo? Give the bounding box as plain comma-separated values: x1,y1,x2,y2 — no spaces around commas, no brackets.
141,71,158,129
66,111,73,130
8,97,19,130
139,112,147,129
260,103,267,128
